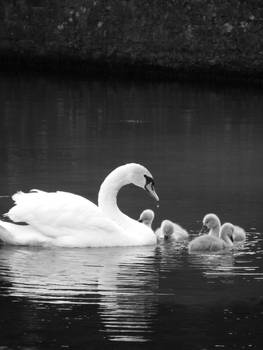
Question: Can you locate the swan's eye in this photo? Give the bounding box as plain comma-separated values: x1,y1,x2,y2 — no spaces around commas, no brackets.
144,175,155,190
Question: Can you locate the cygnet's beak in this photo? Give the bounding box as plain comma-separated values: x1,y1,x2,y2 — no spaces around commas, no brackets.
138,218,143,223
199,224,209,235
145,183,159,202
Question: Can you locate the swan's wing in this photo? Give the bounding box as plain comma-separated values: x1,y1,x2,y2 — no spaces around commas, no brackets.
5,190,105,238
0,220,52,246
54,219,131,247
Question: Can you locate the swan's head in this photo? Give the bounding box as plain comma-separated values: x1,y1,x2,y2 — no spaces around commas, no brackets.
220,223,234,244
161,220,174,239
126,163,159,202
200,213,221,234
138,209,155,227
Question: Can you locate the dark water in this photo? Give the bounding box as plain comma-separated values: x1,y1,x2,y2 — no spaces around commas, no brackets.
0,74,262,349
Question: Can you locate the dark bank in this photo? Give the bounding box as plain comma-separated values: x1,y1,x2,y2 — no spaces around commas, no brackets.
1,1,263,84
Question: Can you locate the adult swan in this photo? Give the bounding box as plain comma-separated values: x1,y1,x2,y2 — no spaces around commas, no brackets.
0,164,159,247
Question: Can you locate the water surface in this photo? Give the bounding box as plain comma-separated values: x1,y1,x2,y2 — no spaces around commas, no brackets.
0,74,262,349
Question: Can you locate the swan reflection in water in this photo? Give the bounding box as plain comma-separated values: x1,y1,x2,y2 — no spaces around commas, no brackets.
0,245,159,342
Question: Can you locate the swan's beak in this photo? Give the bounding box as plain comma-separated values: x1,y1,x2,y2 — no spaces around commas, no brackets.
138,218,143,223
199,224,209,235
145,184,159,202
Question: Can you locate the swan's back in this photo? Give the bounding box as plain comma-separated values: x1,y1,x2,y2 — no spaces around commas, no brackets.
5,190,104,238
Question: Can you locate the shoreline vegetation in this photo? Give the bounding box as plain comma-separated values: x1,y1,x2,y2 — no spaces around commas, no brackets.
1,1,263,86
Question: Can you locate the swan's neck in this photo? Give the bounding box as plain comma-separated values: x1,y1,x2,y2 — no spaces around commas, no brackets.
98,169,132,228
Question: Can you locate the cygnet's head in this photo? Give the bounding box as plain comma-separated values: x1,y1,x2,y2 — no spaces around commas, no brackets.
220,223,234,242
161,220,174,239
200,213,221,233
138,209,155,227
124,163,159,202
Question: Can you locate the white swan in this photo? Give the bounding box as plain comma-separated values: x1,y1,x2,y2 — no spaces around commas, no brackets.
200,213,246,242
0,163,159,247
189,223,234,253
155,220,189,242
